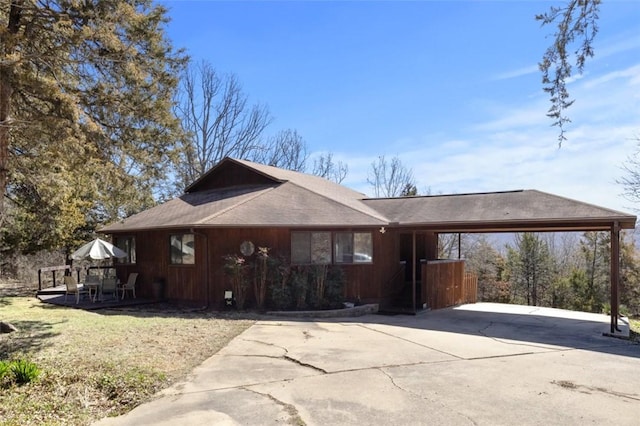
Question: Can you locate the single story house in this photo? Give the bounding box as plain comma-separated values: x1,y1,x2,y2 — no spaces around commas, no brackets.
101,157,636,332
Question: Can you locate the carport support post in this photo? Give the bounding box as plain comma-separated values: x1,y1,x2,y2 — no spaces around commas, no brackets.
610,222,621,333
412,231,417,313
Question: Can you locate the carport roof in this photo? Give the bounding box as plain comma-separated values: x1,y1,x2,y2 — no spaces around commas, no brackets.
362,190,636,232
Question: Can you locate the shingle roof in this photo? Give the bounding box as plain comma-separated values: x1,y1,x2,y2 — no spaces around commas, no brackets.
101,159,636,233
362,190,636,231
101,158,388,232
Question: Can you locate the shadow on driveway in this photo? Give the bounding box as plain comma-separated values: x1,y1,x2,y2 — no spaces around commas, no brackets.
348,303,638,359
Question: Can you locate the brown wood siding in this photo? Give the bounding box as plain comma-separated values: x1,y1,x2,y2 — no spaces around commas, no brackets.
112,226,407,308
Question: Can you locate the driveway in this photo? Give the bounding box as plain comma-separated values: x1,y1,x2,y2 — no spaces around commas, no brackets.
95,303,639,425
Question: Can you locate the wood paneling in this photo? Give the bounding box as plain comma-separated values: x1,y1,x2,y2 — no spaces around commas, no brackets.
112,226,408,308
423,260,477,310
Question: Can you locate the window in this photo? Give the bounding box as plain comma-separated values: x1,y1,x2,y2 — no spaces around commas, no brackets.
170,234,195,265
115,236,136,264
335,232,373,264
291,232,331,264
291,231,372,265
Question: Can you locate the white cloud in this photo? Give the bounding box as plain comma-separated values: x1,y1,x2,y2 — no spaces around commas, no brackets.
493,65,539,81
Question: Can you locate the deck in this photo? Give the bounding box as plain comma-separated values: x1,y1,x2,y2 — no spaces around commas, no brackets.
37,285,155,310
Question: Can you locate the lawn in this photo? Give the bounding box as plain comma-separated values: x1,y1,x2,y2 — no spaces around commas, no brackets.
0,296,255,425
630,317,640,342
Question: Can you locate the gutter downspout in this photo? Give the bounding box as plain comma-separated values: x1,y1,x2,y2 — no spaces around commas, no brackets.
412,231,416,313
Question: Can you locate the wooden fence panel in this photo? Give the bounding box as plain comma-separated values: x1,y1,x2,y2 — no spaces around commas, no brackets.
424,260,477,310
462,273,478,304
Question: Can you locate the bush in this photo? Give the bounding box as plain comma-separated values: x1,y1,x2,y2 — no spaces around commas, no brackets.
0,360,9,381
324,266,346,308
266,261,346,311
10,359,40,385
291,266,309,310
0,359,41,387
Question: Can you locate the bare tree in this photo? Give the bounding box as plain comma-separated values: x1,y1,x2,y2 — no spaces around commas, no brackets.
618,137,640,206
367,155,416,198
312,153,348,183
251,129,308,171
173,61,272,188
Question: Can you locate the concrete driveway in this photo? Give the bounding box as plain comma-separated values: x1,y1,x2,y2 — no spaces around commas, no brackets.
95,303,640,426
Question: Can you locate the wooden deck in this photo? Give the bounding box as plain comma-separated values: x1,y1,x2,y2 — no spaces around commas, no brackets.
37,285,155,310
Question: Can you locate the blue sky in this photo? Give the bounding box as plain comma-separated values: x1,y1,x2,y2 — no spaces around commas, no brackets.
162,1,640,213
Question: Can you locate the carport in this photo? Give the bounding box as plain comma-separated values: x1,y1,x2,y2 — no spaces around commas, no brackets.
363,189,637,334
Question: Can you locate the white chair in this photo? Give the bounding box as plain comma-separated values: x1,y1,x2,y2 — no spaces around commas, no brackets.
101,277,118,301
64,276,89,304
120,273,138,299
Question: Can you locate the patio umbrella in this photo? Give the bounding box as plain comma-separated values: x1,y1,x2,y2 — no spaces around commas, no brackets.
71,238,127,260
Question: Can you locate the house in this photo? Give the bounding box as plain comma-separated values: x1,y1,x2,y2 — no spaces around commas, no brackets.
101,158,636,330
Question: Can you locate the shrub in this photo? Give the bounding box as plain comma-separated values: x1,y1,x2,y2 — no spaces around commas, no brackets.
0,360,9,380
324,266,346,308
268,257,293,310
223,254,249,309
8,359,40,385
0,359,40,388
266,259,346,311
291,266,309,310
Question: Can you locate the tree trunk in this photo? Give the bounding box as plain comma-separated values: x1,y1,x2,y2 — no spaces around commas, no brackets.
0,1,24,219
0,77,10,219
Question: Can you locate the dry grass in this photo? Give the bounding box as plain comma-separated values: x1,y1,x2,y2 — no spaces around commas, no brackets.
0,282,255,425
630,317,640,342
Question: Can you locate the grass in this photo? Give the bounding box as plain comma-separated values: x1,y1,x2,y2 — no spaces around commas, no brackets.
630,317,640,342
0,295,255,425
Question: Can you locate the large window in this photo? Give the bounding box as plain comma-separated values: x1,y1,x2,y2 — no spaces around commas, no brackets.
291,231,372,265
170,234,195,265
115,236,136,264
291,232,331,264
335,232,373,264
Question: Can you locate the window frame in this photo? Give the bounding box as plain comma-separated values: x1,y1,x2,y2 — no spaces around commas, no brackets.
334,232,373,264
291,230,373,265
115,236,136,264
170,233,195,265
291,231,332,265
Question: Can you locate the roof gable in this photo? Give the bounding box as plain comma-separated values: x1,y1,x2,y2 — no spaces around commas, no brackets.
185,158,282,193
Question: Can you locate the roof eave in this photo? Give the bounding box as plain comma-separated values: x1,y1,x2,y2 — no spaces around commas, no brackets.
388,216,636,233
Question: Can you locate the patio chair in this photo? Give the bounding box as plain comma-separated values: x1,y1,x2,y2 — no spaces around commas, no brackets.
84,274,102,302
120,273,138,300
64,276,89,304
101,277,118,301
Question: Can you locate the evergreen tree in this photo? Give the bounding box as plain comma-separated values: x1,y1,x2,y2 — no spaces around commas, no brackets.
1,1,187,254
577,232,610,312
506,233,554,306
464,235,509,303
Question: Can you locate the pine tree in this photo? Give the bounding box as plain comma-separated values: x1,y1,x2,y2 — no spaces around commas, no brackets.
506,233,554,306
1,1,187,253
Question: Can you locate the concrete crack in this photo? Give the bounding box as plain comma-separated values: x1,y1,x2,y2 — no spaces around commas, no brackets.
378,368,478,426
283,355,328,374
239,338,327,374
243,387,307,425
552,380,640,402
477,322,565,351
240,338,289,354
